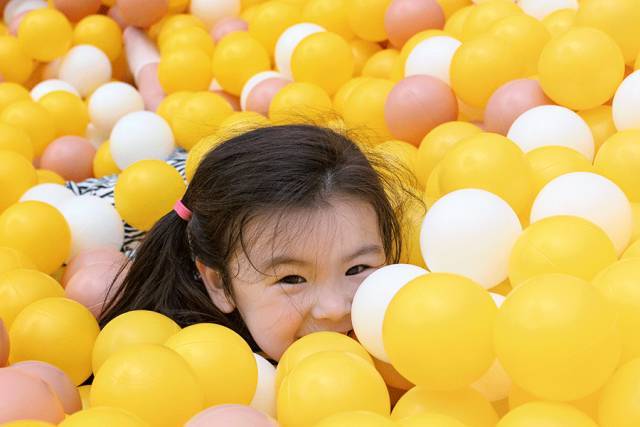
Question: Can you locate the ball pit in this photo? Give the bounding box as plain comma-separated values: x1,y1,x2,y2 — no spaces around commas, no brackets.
1,0,640,425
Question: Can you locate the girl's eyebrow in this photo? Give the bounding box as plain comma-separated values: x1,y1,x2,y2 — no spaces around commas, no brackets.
261,244,384,271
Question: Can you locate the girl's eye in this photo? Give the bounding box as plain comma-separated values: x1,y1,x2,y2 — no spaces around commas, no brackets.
278,275,306,285
346,265,369,276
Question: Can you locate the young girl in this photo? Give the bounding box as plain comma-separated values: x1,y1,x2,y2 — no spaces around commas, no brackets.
93,124,415,361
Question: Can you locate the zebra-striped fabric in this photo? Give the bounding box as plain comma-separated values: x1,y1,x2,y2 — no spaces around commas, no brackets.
65,149,188,257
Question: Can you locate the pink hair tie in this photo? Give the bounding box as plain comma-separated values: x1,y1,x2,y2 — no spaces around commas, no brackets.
174,200,192,221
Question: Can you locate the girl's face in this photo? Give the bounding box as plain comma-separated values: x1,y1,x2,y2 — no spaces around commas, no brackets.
199,198,386,360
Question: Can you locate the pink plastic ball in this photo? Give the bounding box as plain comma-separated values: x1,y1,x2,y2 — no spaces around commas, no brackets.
211,18,248,43
62,246,126,287
40,136,97,182
53,0,102,21
484,78,553,135
384,75,458,146
12,361,82,415
0,368,64,424
108,5,127,29
65,261,128,318
186,405,279,427
137,62,165,111
384,0,445,48
245,78,290,116
117,0,168,28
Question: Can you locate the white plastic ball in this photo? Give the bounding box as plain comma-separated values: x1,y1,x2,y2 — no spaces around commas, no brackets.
190,0,241,28
351,264,428,363
85,123,110,150
3,0,46,24
59,195,124,259
405,35,462,85
30,79,79,101
240,71,286,111
507,105,595,161
59,45,112,98
530,172,632,256
613,70,640,131
250,353,276,417
517,0,578,20
88,82,145,132
275,23,326,79
110,111,175,169
420,189,522,289
19,183,75,210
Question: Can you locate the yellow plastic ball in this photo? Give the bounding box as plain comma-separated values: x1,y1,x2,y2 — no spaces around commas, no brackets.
0,100,56,156
292,32,354,96
171,91,234,150
157,14,207,48
598,358,640,427
212,32,271,96
59,407,147,427
38,91,89,138
509,216,617,286
593,258,640,364
383,273,497,391
165,323,258,406
398,197,428,269
391,386,498,427
18,8,73,62
158,49,213,94
0,268,63,328
92,310,181,373
594,131,640,202
0,83,30,113
488,14,550,76
185,134,221,182
36,169,65,185
373,140,421,187
277,351,390,427
78,385,91,410
114,160,187,231
302,0,353,40
156,90,193,126
494,273,621,402
525,146,594,194
275,331,373,390
0,123,33,161
444,5,472,39
1,422,55,427
451,35,525,108
437,132,534,219
538,28,625,111
0,37,33,84
73,15,123,61
248,1,301,56
498,402,598,427
269,81,333,124
461,0,522,41
346,0,390,42
508,384,600,422
542,9,576,39
10,297,99,384
350,39,382,75
91,344,205,427
0,149,37,212
332,76,372,116
92,141,120,178
578,105,616,153
314,411,395,427
398,414,466,427
362,49,399,80
0,246,34,276
575,0,640,66
342,78,394,143
0,201,70,274
417,121,480,189
160,26,214,57
168,0,189,13
436,0,471,20
623,238,640,259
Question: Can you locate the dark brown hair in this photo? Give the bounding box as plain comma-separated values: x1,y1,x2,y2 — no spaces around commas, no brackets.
100,124,418,349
